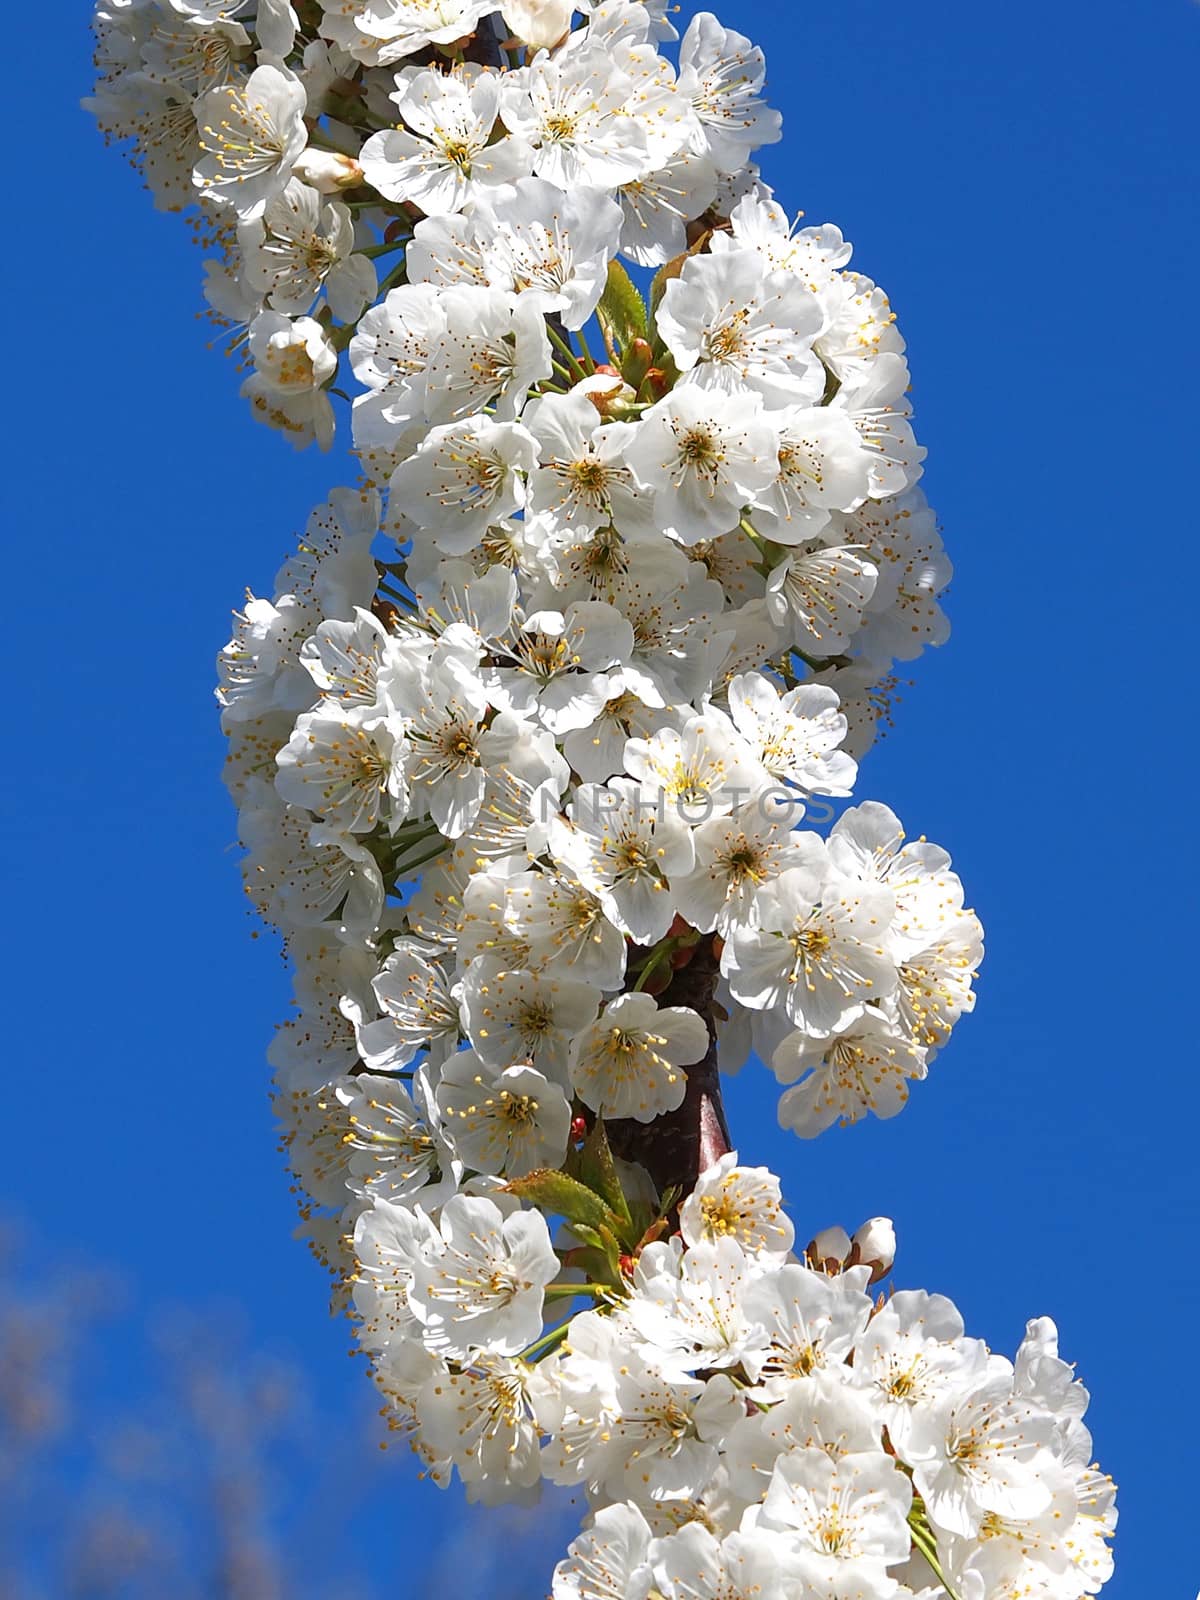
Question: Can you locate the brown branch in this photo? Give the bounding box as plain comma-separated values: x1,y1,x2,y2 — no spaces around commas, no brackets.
607,938,732,1204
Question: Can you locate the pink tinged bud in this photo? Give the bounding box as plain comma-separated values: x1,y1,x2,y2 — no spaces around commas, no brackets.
576,372,638,419
850,1216,896,1284
806,1225,852,1273
291,147,363,193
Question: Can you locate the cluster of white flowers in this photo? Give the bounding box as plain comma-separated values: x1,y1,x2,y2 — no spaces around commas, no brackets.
546,1204,1116,1600
89,1,1115,1594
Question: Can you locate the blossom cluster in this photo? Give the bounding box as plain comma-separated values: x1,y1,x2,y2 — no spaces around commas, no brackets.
218,466,981,1140
88,0,1114,1595
89,0,951,745
545,1201,1117,1600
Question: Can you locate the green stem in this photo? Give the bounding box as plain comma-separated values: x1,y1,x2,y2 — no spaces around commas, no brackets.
381,587,418,613
739,515,767,551
633,938,678,993
794,648,853,672
543,1282,610,1299
389,837,450,878
546,322,586,380
908,1515,960,1600
573,323,598,374
378,259,408,296
390,814,438,838
597,311,620,367
359,236,410,259
520,1320,572,1362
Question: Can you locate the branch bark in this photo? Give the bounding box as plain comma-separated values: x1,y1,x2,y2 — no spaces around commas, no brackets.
607,938,733,1204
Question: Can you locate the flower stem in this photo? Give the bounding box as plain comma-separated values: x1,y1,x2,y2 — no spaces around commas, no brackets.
632,938,677,992
908,1513,960,1600
573,323,598,374
546,322,587,380
359,237,409,259
521,1321,573,1362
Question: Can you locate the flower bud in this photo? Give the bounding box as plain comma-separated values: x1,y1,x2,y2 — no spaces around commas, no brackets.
805,1225,852,1273
622,337,654,389
501,0,574,49
849,1216,896,1284
371,597,401,631
576,372,638,419
640,366,671,401
291,147,363,193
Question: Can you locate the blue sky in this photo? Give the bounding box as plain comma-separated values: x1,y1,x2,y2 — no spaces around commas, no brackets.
3,0,1197,1591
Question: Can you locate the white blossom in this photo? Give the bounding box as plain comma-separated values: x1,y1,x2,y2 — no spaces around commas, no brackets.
548,777,695,945
625,387,780,545
568,991,708,1122
677,14,781,172
407,1193,561,1359
472,177,624,328
389,415,539,552
241,310,338,449
750,1448,913,1591
657,248,825,407
437,1050,573,1178
461,956,601,1083
193,63,307,217
499,49,651,190
722,842,897,1034
240,179,377,320
678,1154,795,1262
360,69,530,216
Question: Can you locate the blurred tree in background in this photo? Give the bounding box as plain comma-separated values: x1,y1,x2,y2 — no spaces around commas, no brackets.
0,1221,573,1599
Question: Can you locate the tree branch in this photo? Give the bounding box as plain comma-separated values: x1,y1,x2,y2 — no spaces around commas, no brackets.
607,938,733,1204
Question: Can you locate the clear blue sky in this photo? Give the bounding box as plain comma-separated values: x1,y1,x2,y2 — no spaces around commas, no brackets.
3,2,1196,1591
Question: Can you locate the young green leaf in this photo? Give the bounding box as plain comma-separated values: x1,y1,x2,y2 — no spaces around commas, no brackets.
597,258,649,354
576,1118,634,1231
504,1168,624,1238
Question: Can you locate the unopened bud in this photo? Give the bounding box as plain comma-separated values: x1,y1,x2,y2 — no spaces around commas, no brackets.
641,366,671,401
622,336,654,389
570,1114,588,1143
849,1217,896,1284
500,0,574,49
805,1225,852,1273
576,372,638,419
291,147,364,193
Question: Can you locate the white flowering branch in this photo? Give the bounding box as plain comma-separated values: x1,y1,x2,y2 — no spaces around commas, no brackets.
88,1,1116,1596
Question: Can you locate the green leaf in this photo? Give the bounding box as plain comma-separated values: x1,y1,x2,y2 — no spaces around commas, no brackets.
649,251,686,316
598,259,649,354
649,229,714,319
563,1223,625,1286
504,1168,624,1237
576,1119,634,1233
